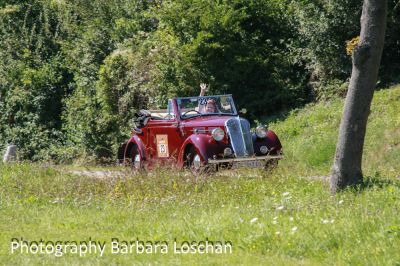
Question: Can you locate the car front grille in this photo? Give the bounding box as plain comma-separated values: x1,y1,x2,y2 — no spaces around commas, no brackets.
225,117,254,157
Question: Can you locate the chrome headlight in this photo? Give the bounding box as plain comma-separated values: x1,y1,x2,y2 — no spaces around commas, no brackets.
255,125,267,138
211,128,225,141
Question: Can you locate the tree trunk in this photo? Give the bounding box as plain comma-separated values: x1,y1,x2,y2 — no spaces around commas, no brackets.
330,0,387,193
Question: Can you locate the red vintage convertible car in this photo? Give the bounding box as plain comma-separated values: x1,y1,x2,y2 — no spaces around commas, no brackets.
118,95,283,173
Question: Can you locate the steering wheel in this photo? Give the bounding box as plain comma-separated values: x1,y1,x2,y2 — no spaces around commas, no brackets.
182,110,202,116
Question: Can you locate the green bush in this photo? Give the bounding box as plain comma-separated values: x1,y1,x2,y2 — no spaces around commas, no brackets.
1,0,399,161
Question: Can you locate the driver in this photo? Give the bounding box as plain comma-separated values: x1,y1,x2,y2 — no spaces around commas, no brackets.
199,83,218,113
204,98,217,113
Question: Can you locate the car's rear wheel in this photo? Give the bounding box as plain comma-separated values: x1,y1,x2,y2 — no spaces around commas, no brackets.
130,145,144,173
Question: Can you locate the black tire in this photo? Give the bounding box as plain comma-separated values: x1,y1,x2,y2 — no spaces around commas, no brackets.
264,159,278,172
186,147,214,176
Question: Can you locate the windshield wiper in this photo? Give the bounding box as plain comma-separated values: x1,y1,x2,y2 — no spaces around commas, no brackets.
181,114,202,120
181,113,236,120
200,113,236,117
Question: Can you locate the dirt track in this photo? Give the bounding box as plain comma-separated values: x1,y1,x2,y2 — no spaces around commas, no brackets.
69,170,126,179
69,168,330,181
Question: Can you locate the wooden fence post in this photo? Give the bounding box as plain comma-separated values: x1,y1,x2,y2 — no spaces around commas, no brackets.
3,145,17,163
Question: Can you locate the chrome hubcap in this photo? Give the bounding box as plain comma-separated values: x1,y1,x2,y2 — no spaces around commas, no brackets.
134,154,141,169
193,154,201,169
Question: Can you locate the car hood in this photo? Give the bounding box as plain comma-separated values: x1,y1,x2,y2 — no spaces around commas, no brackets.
181,115,238,128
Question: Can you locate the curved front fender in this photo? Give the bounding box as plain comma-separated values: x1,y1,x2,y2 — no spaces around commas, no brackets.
177,134,215,168
253,130,282,155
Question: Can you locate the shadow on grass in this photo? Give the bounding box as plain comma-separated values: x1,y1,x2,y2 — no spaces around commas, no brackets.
348,175,400,192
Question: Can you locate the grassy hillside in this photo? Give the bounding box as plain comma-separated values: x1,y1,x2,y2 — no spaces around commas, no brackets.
272,84,400,177
0,86,399,265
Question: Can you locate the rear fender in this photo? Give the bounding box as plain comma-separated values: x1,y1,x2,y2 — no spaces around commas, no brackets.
124,135,146,161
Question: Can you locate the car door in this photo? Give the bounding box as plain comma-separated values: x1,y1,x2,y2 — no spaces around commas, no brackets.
147,100,183,167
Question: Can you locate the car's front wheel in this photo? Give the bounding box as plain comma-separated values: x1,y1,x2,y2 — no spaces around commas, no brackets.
264,159,278,172
186,147,213,176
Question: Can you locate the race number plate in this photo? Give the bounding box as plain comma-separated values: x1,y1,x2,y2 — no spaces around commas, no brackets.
156,135,169,158
232,160,264,169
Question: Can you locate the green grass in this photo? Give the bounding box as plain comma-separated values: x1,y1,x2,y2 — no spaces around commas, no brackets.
1,85,400,265
270,84,400,177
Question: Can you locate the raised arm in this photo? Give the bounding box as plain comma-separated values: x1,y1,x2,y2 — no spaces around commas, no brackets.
199,83,208,96
198,83,209,112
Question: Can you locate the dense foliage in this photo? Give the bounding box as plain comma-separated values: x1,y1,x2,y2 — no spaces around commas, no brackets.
0,0,399,161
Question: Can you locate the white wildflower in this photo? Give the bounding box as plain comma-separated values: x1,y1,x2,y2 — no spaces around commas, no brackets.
291,226,298,232
282,192,290,197
338,200,344,205
250,217,258,224
272,220,278,225
289,217,294,221
276,205,284,211
275,231,280,235
322,219,329,224
330,219,335,224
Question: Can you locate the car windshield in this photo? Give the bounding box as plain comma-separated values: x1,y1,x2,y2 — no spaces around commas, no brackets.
177,95,237,119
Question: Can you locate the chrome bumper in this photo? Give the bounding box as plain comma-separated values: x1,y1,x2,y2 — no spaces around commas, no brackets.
208,155,283,164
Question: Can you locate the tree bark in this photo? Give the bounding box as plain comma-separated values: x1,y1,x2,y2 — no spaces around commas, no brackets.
330,0,387,193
